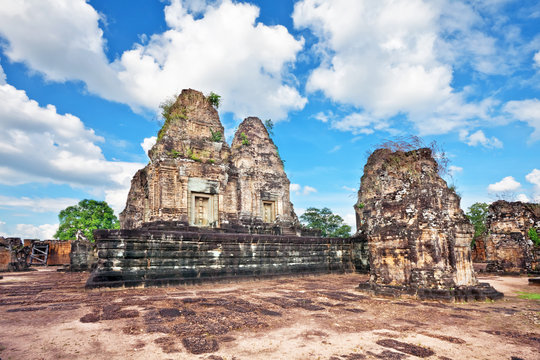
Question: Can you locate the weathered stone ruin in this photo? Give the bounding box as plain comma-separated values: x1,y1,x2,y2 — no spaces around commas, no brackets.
86,228,357,288
70,240,97,272
87,89,360,288
356,148,502,301
120,89,297,234
483,200,539,273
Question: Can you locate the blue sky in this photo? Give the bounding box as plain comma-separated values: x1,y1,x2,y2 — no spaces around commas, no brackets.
0,0,539,239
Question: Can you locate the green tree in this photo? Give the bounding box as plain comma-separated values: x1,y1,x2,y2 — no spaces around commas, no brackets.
300,207,351,238
466,202,489,246
54,199,119,242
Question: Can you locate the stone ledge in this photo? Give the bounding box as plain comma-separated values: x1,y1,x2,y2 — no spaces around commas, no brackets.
357,282,503,302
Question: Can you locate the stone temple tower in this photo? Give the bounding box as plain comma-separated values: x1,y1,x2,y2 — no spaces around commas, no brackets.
120,89,298,234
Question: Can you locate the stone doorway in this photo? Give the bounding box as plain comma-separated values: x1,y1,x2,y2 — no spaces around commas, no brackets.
190,193,217,227
194,196,210,226
263,201,276,223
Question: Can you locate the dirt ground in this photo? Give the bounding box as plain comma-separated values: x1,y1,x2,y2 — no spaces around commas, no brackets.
0,269,538,360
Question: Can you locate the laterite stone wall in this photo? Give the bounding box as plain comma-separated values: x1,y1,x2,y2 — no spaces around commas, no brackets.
86,230,361,288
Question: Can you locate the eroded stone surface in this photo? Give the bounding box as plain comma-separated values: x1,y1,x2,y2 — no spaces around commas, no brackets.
484,200,539,273
120,89,297,234
86,229,356,289
355,148,502,301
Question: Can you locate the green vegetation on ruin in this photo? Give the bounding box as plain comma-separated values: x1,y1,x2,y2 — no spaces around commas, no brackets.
529,227,539,246
264,119,274,137
157,95,187,142
210,128,223,142
240,132,249,146
207,92,221,108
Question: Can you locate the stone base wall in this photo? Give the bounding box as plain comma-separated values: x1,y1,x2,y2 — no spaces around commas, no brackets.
357,282,503,302
86,230,361,288
70,240,96,272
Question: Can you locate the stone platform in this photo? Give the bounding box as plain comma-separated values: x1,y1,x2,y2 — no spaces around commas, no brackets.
86,229,364,288
358,282,503,302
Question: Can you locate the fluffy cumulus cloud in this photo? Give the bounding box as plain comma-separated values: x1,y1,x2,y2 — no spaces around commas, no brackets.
141,136,157,157
503,99,540,142
526,169,540,201
15,223,58,240
487,176,521,193
534,51,540,68
0,71,143,214
0,0,306,120
292,0,527,135
459,130,503,148
0,0,124,102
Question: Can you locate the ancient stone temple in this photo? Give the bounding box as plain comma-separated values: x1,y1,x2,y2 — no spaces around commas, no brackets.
356,148,502,301
86,89,361,288
120,89,297,234
484,200,539,273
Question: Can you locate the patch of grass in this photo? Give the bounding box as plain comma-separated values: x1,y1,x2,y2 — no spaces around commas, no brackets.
516,292,540,300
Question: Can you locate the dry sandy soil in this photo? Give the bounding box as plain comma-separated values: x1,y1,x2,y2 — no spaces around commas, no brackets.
0,269,538,360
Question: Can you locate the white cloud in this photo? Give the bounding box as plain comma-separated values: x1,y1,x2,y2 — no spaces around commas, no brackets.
503,99,540,142
314,112,331,123
332,112,389,135
525,168,540,201
517,193,530,203
0,62,5,85
342,185,357,192
329,145,341,153
0,0,306,120
448,165,463,176
290,183,317,196
487,176,521,193
0,0,123,101
15,223,58,240
141,136,157,157
0,69,143,214
459,129,503,148
342,212,356,230
534,51,540,67
0,196,79,213
293,0,500,135
290,183,301,194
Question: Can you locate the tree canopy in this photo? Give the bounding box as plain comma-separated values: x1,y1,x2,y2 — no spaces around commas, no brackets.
300,207,351,238
466,202,489,246
54,199,119,242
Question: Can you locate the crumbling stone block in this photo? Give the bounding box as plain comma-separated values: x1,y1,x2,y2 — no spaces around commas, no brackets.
355,148,502,301
483,200,539,273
